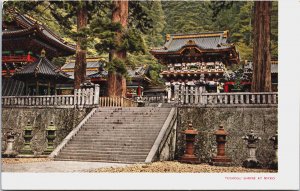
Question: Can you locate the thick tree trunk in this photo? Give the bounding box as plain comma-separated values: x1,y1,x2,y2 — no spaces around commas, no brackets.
108,71,117,97
108,0,128,97
74,3,88,89
251,1,272,92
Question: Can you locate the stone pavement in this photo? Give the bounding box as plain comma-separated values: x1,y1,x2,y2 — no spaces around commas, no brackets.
2,161,130,173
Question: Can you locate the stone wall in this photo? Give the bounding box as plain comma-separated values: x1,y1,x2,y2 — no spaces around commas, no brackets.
1,108,91,156
176,107,278,167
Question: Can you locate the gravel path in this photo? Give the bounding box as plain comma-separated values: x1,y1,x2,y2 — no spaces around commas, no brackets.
87,161,277,173
2,158,277,173
2,158,51,164
1,158,130,173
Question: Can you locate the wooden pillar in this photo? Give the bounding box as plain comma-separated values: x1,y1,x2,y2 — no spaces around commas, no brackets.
54,83,57,95
48,81,51,95
36,81,39,95
25,81,28,95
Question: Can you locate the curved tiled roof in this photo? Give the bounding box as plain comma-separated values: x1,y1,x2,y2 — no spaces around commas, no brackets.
3,9,75,57
150,31,234,54
13,56,70,81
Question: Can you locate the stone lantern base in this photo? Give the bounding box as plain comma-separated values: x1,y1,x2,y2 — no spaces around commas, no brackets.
180,154,201,164
2,151,18,158
242,159,261,168
269,160,278,170
210,156,232,166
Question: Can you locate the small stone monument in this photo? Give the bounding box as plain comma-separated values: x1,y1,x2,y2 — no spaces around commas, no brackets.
242,129,261,168
20,120,34,155
2,128,19,157
210,125,232,166
179,122,200,164
269,131,278,169
43,121,57,155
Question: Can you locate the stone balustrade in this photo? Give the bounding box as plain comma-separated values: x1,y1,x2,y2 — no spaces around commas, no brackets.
202,92,278,106
173,85,277,106
2,85,100,108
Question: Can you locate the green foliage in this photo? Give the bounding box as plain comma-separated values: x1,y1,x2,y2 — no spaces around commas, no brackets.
3,0,278,83
162,1,213,34
107,58,127,76
51,57,67,68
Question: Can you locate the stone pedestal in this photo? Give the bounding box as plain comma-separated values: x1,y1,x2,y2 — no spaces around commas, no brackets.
242,130,261,168
43,121,57,155
180,123,200,164
269,131,278,169
20,121,34,155
3,132,18,157
210,125,232,166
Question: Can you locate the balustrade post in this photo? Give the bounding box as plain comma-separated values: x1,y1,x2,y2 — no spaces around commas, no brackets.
257,94,261,104
262,95,266,104
94,84,100,105
268,94,272,104
251,94,255,104
273,94,277,104
234,94,239,104
190,86,194,104
246,94,249,104
240,94,244,104
195,87,199,104
185,86,189,104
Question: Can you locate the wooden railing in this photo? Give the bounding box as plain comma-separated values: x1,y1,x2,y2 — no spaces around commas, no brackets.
2,85,100,108
99,97,138,107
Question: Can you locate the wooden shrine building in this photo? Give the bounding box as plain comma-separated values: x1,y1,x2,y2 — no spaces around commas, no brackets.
61,57,107,95
150,31,239,100
2,9,75,96
61,58,151,97
12,50,71,95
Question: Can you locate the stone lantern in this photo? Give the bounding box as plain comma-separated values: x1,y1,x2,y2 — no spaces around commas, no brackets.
43,121,57,155
2,128,19,157
269,131,278,169
20,120,34,155
179,122,200,164
210,125,231,166
242,129,261,168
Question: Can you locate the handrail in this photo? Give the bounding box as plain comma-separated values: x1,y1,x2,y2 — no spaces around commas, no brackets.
145,108,176,163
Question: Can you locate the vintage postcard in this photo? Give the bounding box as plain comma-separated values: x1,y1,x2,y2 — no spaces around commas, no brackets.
1,0,299,190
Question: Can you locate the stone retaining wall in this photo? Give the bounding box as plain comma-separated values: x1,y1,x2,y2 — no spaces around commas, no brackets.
175,107,278,167
1,108,91,156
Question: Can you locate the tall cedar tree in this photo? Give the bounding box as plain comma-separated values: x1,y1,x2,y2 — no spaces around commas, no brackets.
74,2,88,89
108,0,128,97
251,1,272,92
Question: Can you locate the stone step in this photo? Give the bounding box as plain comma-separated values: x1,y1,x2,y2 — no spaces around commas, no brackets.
56,107,173,163
67,138,157,142
55,156,145,163
74,133,159,137
64,143,154,148
59,150,149,156
79,126,162,129
57,153,147,161
54,158,139,164
60,148,151,152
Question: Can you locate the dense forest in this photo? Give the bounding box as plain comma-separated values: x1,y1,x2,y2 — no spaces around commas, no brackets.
3,1,278,84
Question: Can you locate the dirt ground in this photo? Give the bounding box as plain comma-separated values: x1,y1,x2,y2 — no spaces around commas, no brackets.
87,161,278,173
1,157,52,164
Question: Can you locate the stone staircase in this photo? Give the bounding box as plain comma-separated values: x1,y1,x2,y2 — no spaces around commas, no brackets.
55,107,173,163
